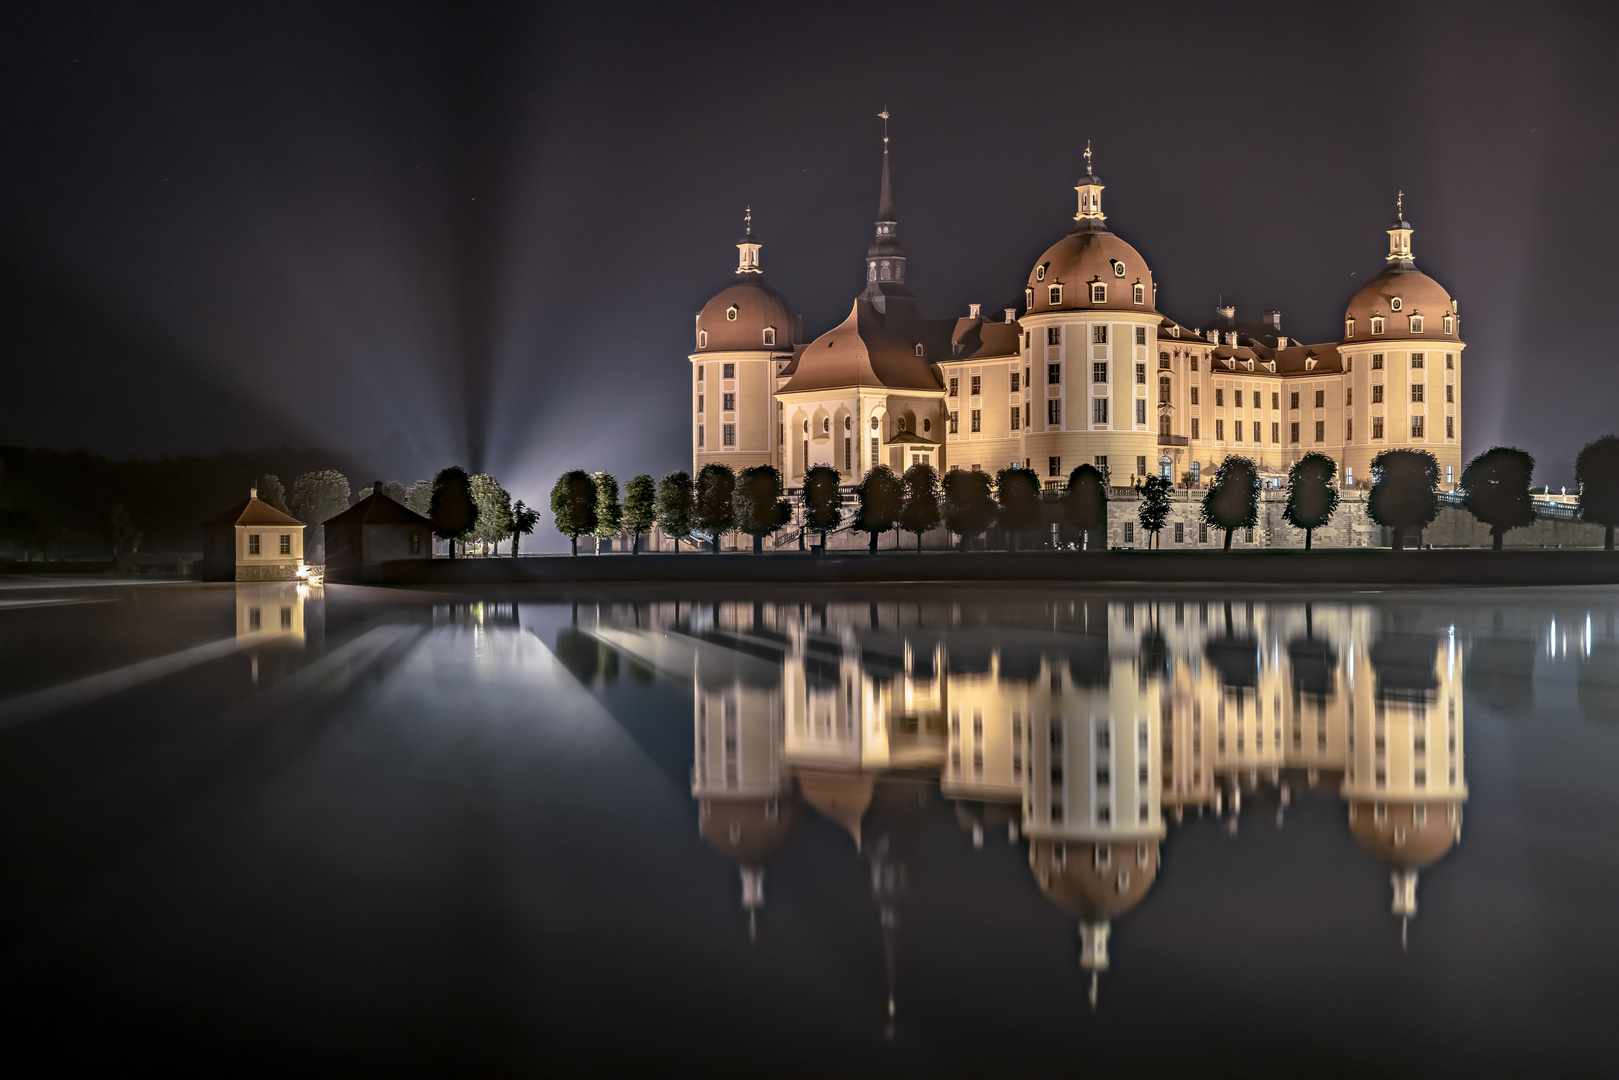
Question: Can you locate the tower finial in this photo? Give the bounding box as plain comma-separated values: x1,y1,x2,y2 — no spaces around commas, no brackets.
1084,140,1093,175
744,204,752,235
1397,190,1404,219
879,107,890,143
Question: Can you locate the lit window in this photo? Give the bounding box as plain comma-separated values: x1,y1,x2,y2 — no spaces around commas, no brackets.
1049,285,1062,304
279,534,291,555
1091,284,1106,304
1133,283,1144,304
1371,316,1385,335
763,327,776,345
1410,315,1424,334
726,305,738,321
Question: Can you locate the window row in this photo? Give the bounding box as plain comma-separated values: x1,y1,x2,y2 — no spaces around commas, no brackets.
694,424,737,448
1345,313,1454,338
695,363,738,381
246,533,294,556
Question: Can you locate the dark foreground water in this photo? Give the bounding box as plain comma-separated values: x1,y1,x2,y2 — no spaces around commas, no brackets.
0,578,1615,1076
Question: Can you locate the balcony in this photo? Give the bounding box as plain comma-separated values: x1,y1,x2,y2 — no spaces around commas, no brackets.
1157,434,1190,447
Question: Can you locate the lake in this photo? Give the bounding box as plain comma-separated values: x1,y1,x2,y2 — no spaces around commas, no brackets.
0,579,1613,1075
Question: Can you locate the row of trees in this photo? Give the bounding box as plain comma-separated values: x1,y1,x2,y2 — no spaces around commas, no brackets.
545,436,1619,555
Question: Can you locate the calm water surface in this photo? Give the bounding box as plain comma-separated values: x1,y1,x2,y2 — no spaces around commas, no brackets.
0,578,1614,1076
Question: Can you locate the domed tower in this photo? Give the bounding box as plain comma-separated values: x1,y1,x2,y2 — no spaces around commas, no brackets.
690,208,802,477
1019,144,1164,490
1339,194,1464,489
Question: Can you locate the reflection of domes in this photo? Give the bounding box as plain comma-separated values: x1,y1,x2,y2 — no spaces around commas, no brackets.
1027,230,1155,316
1347,799,1461,871
1343,266,1454,344
695,278,802,354
799,770,875,848
698,794,800,864
1029,839,1160,922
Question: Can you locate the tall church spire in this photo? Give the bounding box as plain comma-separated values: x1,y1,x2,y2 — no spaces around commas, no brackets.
1386,190,1415,267
1073,139,1107,231
861,108,913,316
736,205,762,274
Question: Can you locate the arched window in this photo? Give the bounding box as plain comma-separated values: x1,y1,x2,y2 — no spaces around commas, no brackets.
1345,316,1355,339
844,416,852,430
914,344,924,356
1443,314,1454,335
1133,283,1145,304
698,330,707,348
868,264,877,281
1190,461,1201,484
762,327,775,346
897,416,907,432
880,263,891,281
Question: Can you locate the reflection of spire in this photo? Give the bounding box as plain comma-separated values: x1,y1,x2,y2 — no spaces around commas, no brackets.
741,865,765,942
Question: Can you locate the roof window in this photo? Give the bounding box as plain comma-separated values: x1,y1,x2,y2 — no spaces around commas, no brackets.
1035,263,1048,282
1410,315,1424,334
914,343,924,356
726,305,738,321
1390,297,1403,313
698,330,708,348
763,327,776,346
1091,283,1106,303
1133,283,1144,305
1049,285,1062,305
1112,260,1126,278
1371,316,1385,336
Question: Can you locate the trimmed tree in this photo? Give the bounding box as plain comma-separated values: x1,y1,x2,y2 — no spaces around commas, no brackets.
1368,449,1440,551
994,466,1042,551
1201,456,1260,551
550,470,598,555
1137,475,1173,549
942,468,997,552
733,465,791,553
469,473,514,555
1064,464,1107,550
854,465,903,552
900,463,942,552
1284,452,1340,550
430,466,480,558
257,474,289,514
510,500,539,555
694,463,737,553
656,471,696,553
801,465,844,549
1460,446,1536,551
290,469,352,559
622,474,657,554
1576,435,1619,551
592,472,622,553
404,479,433,517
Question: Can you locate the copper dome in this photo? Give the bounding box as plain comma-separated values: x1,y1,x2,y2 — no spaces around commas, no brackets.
698,794,800,864
1026,229,1156,316
1343,265,1457,345
694,277,802,354
1028,838,1160,922
1347,799,1461,871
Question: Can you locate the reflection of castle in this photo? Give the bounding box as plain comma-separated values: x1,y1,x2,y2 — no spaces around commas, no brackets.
587,598,1466,1013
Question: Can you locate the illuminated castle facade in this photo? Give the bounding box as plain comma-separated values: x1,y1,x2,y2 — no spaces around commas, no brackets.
690,130,1464,491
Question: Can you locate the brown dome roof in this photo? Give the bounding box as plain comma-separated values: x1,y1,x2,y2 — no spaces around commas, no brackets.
1028,839,1160,921
1347,799,1461,871
1343,266,1457,344
1026,228,1155,316
779,300,943,394
799,769,876,848
695,277,802,354
698,794,800,864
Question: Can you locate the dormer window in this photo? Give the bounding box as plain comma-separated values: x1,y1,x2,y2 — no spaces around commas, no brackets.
1443,314,1454,335
1035,264,1047,282
726,305,738,321
1410,315,1424,334
1112,260,1126,278
1091,283,1106,303
1390,297,1403,313
914,343,924,356
1025,286,1034,308
1170,325,1180,338
763,327,776,346
1344,316,1356,337
1305,356,1317,371
1133,283,1145,304
698,330,708,348
1371,316,1385,335
1049,285,1062,305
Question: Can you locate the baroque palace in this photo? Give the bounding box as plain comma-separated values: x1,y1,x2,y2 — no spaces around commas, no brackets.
690,129,1463,491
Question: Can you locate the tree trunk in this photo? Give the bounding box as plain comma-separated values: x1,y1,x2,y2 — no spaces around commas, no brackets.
1391,527,1404,551
569,536,577,556
917,531,923,552
753,534,762,554
821,529,829,550
711,535,720,554
868,531,878,553
1608,524,1615,552
1223,528,1234,551
1305,529,1313,551
1492,528,1503,551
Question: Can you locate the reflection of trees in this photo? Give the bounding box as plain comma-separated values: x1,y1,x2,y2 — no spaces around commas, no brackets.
1067,633,1110,688
1287,635,1338,700
1139,629,1170,681
1205,634,1259,689
1370,633,1439,704
555,626,617,687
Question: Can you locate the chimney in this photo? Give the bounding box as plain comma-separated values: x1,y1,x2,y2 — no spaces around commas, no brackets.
1205,328,1217,343
1277,336,1289,348
250,486,258,499
1225,331,1238,346
373,481,383,496
968,303,982,319
1263,308,1282,331
1004,308,1017,323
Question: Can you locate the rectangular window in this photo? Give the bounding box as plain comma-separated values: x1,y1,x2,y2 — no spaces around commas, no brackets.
1093,325,1108,344
1412,352,1424,368
1371,353,1384,370
409,531,421,554
1346,418,1353,442
1135,363,1146,384
1411,383,1424,402
1132,326,1145,347
1093,398,1108,424
1446,415,1454,439
1346,386,1353,406
722,363,735,378
1251,390,1260,409
1412,416,1425,438
1290,421,1299,443
971,409,981,432
1271,422,1279,443
1191,418,1200,439
1314,420,1325,443
1010,370,1020,392
1048,400,1061,426
949,411,959,434
1446,353,1454,370
1215,388,1224,407
1314,390,1325,408
723,423,736,446
1091,285,1106,304
1049,363,1062,385
949,377,958,397
1023,404,1029,428
1135,400,1147,424
1010,407,1020,430
1047,327,1060,346
697,394,704,412
1093,362,1107,383
1190,356,1199,372
1049,456,1061,477
872,436,879,462
1290,391,1299,410
1234,419,1243,442
1159,352,1170,369
1200,522,1209,542
1050,285,1062,304
970,375,981,396
845,438,852,471
1446,383,1454,403
1136,455,1147,477
698,426,705,447
1373,417,1385,439
1124,522,1134,543
248,534,260,555
1271,391,1279,410
722,392,735,411
1216,419,1225,441
697,364,704,382
279,534,291,556
1190,386,1199,405
1175,522,1185,543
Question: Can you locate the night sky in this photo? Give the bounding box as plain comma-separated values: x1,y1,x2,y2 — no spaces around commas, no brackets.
3,1,1617,534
